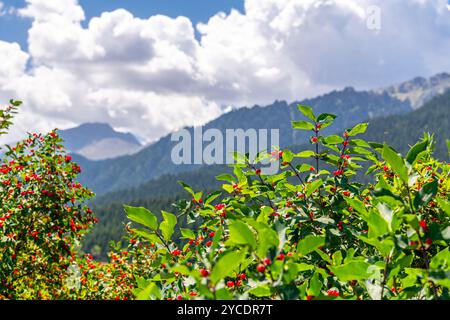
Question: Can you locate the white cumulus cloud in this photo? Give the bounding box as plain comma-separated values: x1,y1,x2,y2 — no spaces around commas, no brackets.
0,0,449,144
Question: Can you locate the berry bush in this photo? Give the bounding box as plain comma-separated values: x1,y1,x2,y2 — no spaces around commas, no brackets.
1,100,449,300
122,105,450,300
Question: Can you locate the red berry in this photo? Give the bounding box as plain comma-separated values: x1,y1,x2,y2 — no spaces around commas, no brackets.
240,273,246,280
226,281,235,287
425,238,433,246
277,253,285,261
255,169,261,175
327,289,339,297
206,240,212,247
263,258,272,265
200,268,209,277
419,220,428,231
208,231,215,238
257,264,266,273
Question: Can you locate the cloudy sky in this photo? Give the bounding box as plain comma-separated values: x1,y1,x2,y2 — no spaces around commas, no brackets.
0,0,449,144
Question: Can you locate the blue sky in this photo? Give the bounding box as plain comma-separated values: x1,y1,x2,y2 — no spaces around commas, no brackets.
0,0,244,50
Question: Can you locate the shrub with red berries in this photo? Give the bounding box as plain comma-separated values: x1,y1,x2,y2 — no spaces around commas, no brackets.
122,104,450,301
0,100,97,299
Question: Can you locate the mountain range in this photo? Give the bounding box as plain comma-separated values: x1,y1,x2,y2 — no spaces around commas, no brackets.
70,72,449,195
75,87,411,194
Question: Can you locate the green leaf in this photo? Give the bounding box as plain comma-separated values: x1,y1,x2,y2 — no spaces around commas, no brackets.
306,179,323,197
373,188,402,202
257,206,273,224
413,179,438,209
447,139,450,157
298,163,315,172
292,121,315,131
297,105,316,122
209,228,223,260
205,191,222,204
406,139,429,165
124,205,158,230
227,221,257,249
282,149,294,163
332,251,343,266
296,263,315,272
193,191,203,202
178,181,195,196
344,197,369,219
377,203,393,230
159,211,177,241
210,251,245,284
133,228,162,244
367,209,390,238
297,235,325,256
430,248,450,270
381,144,409,184
350,139,372,148
136,282,162,300
330,261,373,281
248,285,272,297
295,150,316,158
348,123,369,137
256,225,279,258
215,288,233,300
216,174,235,183
437,198,450,217
308,272,322,296
180,228,196,240
323,135,344,145
317,113,337,123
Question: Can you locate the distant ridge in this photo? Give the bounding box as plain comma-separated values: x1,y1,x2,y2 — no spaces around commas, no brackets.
376,72,450,109
76,86,410,194
59,123,142,160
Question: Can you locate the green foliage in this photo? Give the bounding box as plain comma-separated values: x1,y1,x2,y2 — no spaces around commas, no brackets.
0,100,21,136
1,96,449,301
119,102,450,301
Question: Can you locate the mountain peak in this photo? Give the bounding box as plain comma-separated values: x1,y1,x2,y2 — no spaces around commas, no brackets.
59,122,141,160
377,72,450,109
